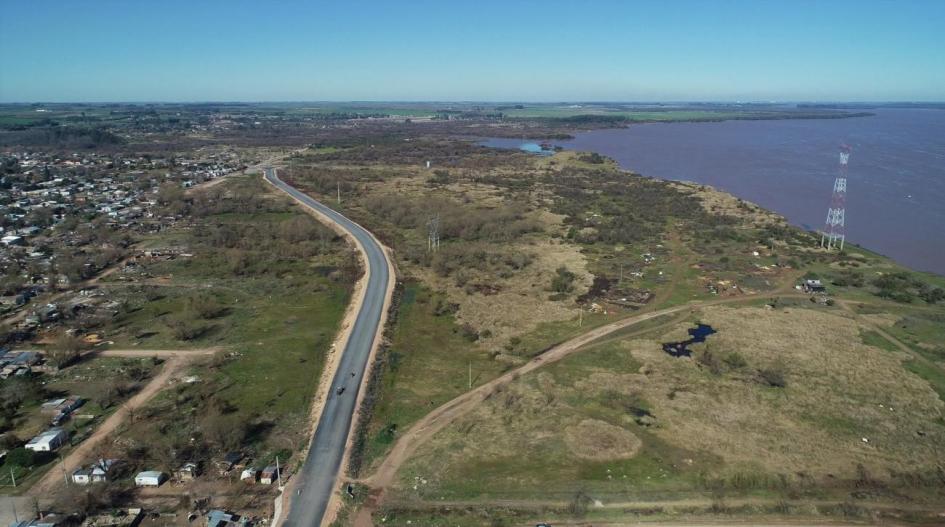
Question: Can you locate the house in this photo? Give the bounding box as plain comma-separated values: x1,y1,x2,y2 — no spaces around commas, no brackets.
216,451,243,474
134,470,166,487
42,395,84,424
175,461,200,481
206,510,252,527
0,351,42,378
239,467,258,483
1,235,24,246
72,467,94,485
72,459,119,484
10,518,61,527
25,427,68,452
803,279,827,293
259,465,281,485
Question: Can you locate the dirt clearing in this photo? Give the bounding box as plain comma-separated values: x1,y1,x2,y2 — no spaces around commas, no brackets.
564,419,642,460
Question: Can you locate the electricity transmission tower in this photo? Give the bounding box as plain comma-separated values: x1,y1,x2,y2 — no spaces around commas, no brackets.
821,144,851,251
427,214,440,252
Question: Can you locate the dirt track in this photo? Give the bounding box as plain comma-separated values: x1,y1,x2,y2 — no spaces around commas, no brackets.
28,348,217,496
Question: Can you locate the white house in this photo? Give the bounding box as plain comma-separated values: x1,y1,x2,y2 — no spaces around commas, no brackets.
25,428,68,452
239,467,258,483
134,470,166,487
72,467,93,485
72,459,119,485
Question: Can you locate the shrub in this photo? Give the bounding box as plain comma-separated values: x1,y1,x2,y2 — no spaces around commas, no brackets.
189,294,228,319
722,352,748,369
759,366,787,388
167,319,209,341
919,286,945,304
551,266,576,293
697,349,724,375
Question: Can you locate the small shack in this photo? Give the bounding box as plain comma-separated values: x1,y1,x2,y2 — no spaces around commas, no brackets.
175,462,200,481
239,467,258,483
259,465,280,485
134,470,167,487
25,427,68,452
803,279,827,293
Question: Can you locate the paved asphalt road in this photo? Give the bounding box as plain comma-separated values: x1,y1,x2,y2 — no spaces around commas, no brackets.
265,167,391,527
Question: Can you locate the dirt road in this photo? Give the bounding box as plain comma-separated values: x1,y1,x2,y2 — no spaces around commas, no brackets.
28,348,217,496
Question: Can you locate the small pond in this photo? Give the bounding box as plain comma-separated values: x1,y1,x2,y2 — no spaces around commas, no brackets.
662,324,717,358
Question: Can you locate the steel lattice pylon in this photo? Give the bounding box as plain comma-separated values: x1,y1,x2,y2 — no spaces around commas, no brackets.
821,145,852,251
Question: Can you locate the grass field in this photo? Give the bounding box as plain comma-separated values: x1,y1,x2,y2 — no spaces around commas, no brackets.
358,284,510,473
392,304,945,510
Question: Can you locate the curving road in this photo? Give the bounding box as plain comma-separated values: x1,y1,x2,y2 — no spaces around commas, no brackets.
264,167,392,527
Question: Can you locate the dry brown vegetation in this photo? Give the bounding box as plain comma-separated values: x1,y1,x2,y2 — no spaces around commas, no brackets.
285,147,597,348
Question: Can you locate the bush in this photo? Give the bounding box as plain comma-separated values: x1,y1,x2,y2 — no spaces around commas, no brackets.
551,266,576,293
456,323,479,342
831,270,865,287
167,319,209,341
697,349,724,375
579,152,606,164
919,286,945,304
722,352,748,369
189,294,228,319
758,366,787,388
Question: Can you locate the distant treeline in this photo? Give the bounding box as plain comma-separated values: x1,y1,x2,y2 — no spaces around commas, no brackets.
0,125,124,148
799,102,945,110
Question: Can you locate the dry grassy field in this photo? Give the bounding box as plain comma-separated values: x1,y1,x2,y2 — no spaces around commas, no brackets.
381,304,944,523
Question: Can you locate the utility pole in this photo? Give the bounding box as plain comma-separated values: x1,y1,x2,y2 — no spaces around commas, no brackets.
579,306,583,327
60,452,68,485
276,455,284,489
337,181,341,204
10,466,16,488
427,214,440,252
468,362,472,389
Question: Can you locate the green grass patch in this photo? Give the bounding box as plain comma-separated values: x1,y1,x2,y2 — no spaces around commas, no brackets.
361,284,507,470
903,360,945,403
859,329,899,353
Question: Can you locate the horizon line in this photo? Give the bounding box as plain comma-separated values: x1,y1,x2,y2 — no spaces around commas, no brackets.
2,99,944,106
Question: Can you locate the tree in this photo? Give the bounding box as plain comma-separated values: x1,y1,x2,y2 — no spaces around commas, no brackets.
156,182,186,211
551,266,577,293
6,447,34,468
189,294,227,320
47,332,86,369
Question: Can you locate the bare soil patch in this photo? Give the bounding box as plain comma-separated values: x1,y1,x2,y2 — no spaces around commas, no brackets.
564,419,642,460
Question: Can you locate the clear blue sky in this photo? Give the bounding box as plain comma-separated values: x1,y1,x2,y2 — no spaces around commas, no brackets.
2,0,943,102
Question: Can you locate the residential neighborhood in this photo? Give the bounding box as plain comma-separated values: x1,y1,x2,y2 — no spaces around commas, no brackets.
0,149,243,331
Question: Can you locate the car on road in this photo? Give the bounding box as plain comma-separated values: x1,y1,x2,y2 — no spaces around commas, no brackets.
335,386,345,396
